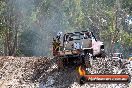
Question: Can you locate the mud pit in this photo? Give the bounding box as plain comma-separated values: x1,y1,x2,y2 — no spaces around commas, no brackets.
0,56,131,88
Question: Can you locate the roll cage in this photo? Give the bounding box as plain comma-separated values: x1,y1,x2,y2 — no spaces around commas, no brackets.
63,31,97,43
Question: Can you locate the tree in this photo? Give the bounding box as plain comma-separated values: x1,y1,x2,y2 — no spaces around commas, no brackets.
0,0,21,56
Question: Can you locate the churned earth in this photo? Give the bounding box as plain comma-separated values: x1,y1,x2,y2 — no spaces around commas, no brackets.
0,56,131,88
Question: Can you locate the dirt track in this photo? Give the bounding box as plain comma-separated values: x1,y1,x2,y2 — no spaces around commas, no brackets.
0,56,131,88
0,56,52,88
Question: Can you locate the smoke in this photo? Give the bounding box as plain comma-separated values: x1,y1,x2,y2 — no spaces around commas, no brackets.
13,0,68,56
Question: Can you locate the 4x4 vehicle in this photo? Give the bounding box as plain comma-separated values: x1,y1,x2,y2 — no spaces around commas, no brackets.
128,54,132,67
52,31,105,68
111,53,123,61
111,53,125,67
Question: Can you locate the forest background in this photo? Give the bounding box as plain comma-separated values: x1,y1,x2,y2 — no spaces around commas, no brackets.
0,0,132,58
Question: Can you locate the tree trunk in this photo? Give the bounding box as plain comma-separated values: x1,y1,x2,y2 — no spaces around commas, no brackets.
13,28,18,56
4,31,8,56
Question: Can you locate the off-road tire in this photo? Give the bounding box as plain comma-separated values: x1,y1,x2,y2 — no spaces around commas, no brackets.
100,51,106,58
84,54,91,68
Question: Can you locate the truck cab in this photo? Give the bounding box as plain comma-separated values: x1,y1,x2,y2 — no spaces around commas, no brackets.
53,31,105,57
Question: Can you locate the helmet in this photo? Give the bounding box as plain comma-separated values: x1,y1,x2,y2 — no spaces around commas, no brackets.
57,31,63,36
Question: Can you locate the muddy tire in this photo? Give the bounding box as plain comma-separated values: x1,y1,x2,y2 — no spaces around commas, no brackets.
100,51,106,58
84,54,91,68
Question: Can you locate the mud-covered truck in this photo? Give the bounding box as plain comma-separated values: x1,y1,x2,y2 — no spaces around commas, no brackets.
52,31,105,68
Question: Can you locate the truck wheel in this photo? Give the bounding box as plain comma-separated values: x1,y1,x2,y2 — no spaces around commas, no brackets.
84,54,91,68
100,51,106,58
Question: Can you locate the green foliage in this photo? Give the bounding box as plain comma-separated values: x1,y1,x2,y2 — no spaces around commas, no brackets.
30,9,39,22
102,0,115,8
121,31,132,46
0,1,6,15
122,0,132,14
0,0,132,56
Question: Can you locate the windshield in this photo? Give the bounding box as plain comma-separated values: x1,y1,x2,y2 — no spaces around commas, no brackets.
64,32,92,41
71,32,92,40
71,35,80,40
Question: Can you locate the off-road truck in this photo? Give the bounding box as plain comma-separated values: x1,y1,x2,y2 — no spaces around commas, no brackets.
52,31,105,68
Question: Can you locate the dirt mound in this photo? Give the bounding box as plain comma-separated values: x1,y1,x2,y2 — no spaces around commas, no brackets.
0,56,53,88
0,57,131,88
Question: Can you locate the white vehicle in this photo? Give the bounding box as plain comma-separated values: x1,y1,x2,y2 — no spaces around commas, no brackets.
111,53,123,61
128,55,132,67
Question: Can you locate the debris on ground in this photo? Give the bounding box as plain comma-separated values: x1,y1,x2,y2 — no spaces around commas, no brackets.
0,56,131,88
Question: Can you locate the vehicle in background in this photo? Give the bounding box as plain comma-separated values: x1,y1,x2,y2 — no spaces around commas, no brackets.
111,53,124,67
128,54,132,67
111,53,123,61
